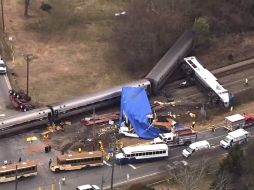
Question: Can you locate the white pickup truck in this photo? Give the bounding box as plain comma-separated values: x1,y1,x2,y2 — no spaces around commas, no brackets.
151,129,197,147
220,128,250,149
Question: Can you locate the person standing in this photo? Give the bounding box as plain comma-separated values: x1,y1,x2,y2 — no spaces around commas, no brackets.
211,125,216,134
18,157,22,162
192,121,196,129
49,159,52,168
62,177,66,185
245,78,249,87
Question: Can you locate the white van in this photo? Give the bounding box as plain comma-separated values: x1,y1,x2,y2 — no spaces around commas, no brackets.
76,184,100,190
182,140,210,158
220,128,250,149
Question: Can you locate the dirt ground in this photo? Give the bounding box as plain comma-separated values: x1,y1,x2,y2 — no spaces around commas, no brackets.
1,0,254,106
3,0,133,105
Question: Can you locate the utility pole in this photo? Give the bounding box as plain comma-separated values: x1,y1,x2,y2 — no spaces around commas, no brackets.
101,176,105,190
92,106,95,151
110,129,117,190
15,165,18,190
25,54,33,96
0,0,5,33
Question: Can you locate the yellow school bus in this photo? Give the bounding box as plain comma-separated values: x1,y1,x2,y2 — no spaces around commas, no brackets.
50,151,103,172
0,160,37,183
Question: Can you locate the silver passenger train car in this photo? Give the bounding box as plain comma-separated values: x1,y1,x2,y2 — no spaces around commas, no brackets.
0,107,51,136
49,79,151,120
146,31,193,93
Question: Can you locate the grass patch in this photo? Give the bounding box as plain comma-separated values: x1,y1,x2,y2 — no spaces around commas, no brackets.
27,0,126,40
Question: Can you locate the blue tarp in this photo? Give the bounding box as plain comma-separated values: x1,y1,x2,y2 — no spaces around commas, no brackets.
119,87,161,139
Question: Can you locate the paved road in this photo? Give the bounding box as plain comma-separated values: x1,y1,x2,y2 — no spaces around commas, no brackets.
0,126,253,190
0,74,18,117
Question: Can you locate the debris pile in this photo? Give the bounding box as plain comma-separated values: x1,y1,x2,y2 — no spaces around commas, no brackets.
81,112,119,126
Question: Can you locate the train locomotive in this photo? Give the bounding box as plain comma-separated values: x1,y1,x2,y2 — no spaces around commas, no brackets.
0,31,194,136
182,56,234,108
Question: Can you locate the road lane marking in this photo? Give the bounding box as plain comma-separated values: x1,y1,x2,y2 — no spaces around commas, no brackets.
4,75,11,90
206,134,225,141
104,171,160,189
103,160,112,166
128,164,136,170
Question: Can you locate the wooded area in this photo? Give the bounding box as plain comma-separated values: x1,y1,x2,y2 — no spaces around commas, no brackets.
113,0,254,74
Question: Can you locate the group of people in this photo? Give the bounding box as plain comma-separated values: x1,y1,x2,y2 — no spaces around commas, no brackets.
3,157,22,166
191,121,216,134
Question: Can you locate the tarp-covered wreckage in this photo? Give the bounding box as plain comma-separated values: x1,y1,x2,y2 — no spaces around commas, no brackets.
119,87,161,139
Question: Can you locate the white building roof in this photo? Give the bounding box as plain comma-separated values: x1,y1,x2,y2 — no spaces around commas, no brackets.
225,114,245,122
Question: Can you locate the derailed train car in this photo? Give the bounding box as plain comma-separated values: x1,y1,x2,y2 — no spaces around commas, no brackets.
0,31,193,136
48,79,151,120
0,107,51,136
145,31,194,94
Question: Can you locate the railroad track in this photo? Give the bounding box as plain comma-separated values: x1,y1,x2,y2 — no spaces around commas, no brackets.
161,58,254,105
212,57,254,77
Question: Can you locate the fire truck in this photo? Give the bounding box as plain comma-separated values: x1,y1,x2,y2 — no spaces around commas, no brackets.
224,114,254,131
151,127,197,146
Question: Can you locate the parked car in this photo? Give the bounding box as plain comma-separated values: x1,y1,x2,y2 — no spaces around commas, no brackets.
76,184,100,190
0,59,6,74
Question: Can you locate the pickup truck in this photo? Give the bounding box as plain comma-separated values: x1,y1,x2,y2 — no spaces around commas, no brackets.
152,128,197,146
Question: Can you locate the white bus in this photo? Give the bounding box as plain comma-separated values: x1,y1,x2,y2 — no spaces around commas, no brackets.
115,144,168,164
50,151,103,172
0,160,37,183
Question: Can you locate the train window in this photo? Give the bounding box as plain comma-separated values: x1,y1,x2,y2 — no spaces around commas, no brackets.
188,60,197,68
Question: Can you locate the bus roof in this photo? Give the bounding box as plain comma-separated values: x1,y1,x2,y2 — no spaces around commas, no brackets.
58,151,102,161
0,160,37,173
122,144,168,155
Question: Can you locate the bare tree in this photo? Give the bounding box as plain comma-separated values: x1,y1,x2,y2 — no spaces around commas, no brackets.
24,0,30,17
166,159,212,190
209,171,231,190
